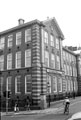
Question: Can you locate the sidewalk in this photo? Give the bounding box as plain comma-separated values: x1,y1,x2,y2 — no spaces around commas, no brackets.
1,96,81,117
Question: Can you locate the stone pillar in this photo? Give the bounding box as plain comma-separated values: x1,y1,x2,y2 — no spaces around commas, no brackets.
31,24,41,106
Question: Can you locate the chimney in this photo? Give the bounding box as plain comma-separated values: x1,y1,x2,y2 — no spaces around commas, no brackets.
18,19,25,25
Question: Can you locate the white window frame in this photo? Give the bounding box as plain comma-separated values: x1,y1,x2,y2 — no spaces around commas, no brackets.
50,34,54,46
0,37,5,49
0,55,4,71
47,75,51,93
51,53,55,68
57,55,60,70
45,51,49,67
56,38,59,49
68,80,70,92
25,49,31,67
16,51,21,68
58,78,62,92
6,76,12,91
7,53,12,70
16,32,21,46
0,77,3,95
44,31,48,44
8,35,13,48
25,75,31,94
25,29,31,43
15,76,21,94
53,76,57,92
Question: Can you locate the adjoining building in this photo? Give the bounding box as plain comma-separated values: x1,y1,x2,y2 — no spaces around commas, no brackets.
62,47,78,97
73,50,81,96
65,46,81,96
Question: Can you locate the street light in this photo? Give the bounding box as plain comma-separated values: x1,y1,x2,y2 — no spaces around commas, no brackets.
47,81,50,107
71,61,75,99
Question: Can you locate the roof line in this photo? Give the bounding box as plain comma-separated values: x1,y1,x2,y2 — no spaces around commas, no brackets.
0,19,45,36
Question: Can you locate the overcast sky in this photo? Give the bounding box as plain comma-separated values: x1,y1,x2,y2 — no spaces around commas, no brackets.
0,0,81,47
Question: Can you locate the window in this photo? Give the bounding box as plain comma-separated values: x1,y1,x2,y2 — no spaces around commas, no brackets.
71,80,73,91
64,64,66,75
16,51,21,68
63,51,65,60
53,76,57,92
58,78,62,92
7,53,12,69
56,38,59,49
7,77,12,91
70,66,72,76
45,51,49,67
15,76,21,93
0,77,3,95
57,55,60,70
68,80,70,91
8,35,13,48
44,31,48,44
16,32,21,45
0,37,5,49
65,80,67,92
25,29,31,43
47,75,51,93
50,34,54,46
0,55,4,71
51,53,55,68
25,49,31,67
25,75,31,93
67,65,69,75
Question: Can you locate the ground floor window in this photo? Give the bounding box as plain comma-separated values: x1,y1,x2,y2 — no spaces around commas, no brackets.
0,77,3,95
47,75,51,93
15,76,21,94
58,78,62,92
25,75,31,94
7,76,12,91
53,76,57,92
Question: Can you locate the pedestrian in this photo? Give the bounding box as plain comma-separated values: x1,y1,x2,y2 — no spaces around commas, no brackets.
26,96,30,111
14,102,19,112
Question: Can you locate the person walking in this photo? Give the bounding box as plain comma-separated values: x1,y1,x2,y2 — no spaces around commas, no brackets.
26,96,30,111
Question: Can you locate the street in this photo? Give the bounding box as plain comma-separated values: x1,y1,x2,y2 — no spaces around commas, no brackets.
1,97,81,120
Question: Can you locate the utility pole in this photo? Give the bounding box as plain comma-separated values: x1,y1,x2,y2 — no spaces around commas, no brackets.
6,91,8,114
72,61,75,99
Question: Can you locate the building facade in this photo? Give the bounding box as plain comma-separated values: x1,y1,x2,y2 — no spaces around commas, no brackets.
62,47,78,96
76,52,81,95
0,18,79,109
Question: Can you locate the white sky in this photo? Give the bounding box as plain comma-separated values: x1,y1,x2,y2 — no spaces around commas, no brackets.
0,0,81,47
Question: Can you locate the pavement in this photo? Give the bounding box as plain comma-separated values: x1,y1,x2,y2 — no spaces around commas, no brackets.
1,97,81,117
68,112,81,120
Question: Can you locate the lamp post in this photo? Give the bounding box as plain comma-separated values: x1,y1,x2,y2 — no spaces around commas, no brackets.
47,81,50,107
71,61,75,99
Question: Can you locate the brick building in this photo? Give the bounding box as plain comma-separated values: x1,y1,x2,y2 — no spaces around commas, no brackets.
74,51,81,95
62,47,78,96
0,18,78,109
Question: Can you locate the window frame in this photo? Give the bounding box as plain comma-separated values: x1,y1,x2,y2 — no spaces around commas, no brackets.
15,51,21,68
8,35,13,48
7,53,12,70
25,75,31,94
15,76,21,94
16,32,22,46
25,29,31,43
25,49,31,67
0,55,4,71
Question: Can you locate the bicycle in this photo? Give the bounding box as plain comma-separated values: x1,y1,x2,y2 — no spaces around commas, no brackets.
64,103,69,115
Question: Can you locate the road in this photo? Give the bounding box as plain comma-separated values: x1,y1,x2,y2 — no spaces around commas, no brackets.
1,97,81,120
